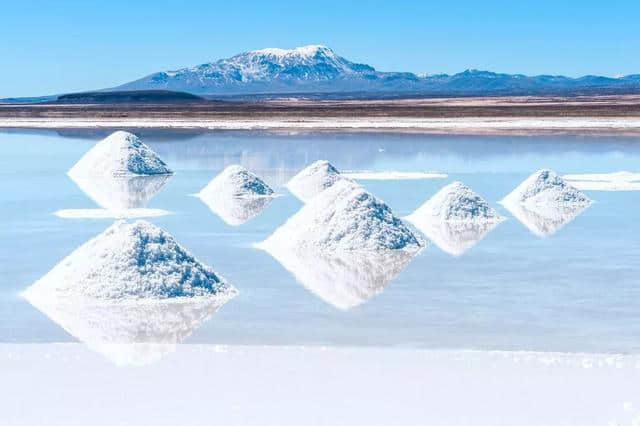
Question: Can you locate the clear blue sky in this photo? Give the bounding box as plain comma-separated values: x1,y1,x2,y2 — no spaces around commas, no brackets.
1,0,639,97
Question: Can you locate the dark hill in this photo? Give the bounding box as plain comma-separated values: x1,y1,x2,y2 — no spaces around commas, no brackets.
56,90,205,104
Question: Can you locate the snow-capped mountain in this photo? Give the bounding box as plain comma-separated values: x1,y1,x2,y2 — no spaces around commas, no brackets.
108,45,640,96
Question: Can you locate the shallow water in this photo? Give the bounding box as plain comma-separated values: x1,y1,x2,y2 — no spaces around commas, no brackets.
1,129,639,353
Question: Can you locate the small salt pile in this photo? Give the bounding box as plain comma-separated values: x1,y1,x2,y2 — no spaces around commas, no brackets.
259,179,421,252
197,165,275,225
501,169,591,207
22,220,236,302
68,131,173,178
405,181,504,256
286,160,349,202
501,170,592,237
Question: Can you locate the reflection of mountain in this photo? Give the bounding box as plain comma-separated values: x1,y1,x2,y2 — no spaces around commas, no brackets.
503,201,590,237
412,220,501,256
262,245,417,310
198,193,274,225
70,174,171,209
26,298,231,366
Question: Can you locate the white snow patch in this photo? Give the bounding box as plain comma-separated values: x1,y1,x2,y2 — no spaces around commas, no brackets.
68,131,173,178
286,160,350,202
196,165,275,225
54,208,171,219
501,169,592,207
563,171,640,191
22,220,236,303
342,171,448,180
258,179,422,253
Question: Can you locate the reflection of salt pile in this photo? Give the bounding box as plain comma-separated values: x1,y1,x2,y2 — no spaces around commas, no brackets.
68,131,173,178
60,131,173,218
197,165,275,225
286,160,349,202
563,171,640,191
23,220,236,302
257,180,421,308
406,182,504,256
26,298,229,366
262,246,415,310
501,169,592,237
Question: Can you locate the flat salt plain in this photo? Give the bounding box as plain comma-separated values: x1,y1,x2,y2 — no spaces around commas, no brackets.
2,129,640,425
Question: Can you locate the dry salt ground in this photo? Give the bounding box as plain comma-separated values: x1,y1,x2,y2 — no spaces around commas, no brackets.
342,171,448,180
286,160,350,202
22,220,236,303
563,171,640,191
501,169,592,237
60,131,173,218
406,181,504,256
196,165,275,225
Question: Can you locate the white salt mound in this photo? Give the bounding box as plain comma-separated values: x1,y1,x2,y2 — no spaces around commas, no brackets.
198,165,274,199
501,169,591,207
286,160,348,202
22,220,235,302
259,179,421,252
68,131,173,178
407,181,504,223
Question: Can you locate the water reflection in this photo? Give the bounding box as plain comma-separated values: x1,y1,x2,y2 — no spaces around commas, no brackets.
412,220,502,256
58,174,172,218
261,245,417,310
198,193,274,225
26,298,230,366
503,201,590,237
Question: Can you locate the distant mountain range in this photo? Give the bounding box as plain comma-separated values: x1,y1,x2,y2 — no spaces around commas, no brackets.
111,45,640,97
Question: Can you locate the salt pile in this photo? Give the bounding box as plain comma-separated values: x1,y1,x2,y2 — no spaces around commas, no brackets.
22,220,236,302
501,170,591,237
263,245,415,310
405,182,504,256
25,298,228,366
286,160,350,202
563,171,640,191
258,179,422,252
197,165,275,225
68,131,173,178
501,169,592,207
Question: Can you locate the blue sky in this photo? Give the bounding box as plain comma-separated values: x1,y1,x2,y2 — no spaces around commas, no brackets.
1,0,639,97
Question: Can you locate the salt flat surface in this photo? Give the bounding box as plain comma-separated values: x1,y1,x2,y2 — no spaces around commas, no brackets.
563,171,640,191
54,208,171,219
343,170,448,180
4,117,640,133
3,344,640,426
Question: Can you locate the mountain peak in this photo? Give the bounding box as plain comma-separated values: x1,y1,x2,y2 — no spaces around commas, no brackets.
251,44,333,58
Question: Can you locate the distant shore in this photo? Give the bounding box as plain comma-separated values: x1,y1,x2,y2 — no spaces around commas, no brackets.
2,95,640,135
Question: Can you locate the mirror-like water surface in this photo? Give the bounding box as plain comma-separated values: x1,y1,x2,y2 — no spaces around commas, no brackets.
1,129,639,353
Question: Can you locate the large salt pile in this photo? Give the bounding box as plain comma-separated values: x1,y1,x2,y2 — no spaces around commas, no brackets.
68,131,173,178
197,165,275,225
286,160,349,202
405,181,504,256
501,169,591,207
501,169,592,237
26,298,228,366
22,220,236,302
259,179,422,252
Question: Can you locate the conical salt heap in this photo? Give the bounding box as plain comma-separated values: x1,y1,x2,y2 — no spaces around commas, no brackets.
501,169,592,237
197,165,275,225
286,160,349,203
68,131,173,178
406,181,504,256
259,179,422,252
23,220,236,302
